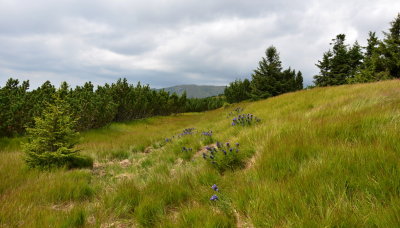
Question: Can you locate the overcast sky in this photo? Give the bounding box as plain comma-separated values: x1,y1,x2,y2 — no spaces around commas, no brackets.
0,0,399,89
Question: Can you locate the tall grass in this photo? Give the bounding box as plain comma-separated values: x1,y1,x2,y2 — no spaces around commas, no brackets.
1,80,400,227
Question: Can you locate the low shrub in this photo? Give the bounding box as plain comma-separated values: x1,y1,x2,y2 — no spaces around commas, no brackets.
201,130,214,145
231,113,261,126
202,142,246,172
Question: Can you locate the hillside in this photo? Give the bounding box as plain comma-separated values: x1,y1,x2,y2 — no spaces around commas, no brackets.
1,80,400,227
159,84,225,98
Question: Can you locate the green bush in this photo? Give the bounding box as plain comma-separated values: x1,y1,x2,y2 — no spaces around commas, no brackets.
23,95,92,170
202,142,247,173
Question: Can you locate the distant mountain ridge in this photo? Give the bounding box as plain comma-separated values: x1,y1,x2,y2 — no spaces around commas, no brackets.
158,84,226,98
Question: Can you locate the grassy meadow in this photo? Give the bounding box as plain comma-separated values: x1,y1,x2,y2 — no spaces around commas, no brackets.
1,80,400,227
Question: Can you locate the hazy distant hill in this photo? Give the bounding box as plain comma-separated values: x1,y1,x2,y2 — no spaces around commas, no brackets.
159,85,225,98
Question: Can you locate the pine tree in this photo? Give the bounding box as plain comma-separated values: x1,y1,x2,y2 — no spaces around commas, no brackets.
295,71,304,90
350,32,388,83
329,34,351,85
382,13,400,78
313,50,333,86
224,79,251,103
250,46,282,99
23,94,93,170
314,34,363,86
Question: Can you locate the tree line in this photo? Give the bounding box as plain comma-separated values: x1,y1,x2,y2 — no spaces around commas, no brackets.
3,13,399,137
224,13,400,103
224,46,303,103
314,14,400,86
0,78,224,137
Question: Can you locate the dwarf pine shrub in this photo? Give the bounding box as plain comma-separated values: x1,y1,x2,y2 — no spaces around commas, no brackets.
23,95,93,170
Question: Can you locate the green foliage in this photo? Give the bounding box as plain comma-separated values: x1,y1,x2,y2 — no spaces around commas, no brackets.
185,96,225,112
317,14,400,86
0,78,223,138
0,79,34,137
23,95,93,170
224,79,251,103
167,205,235,228
314,34,364,86
382,13,400,78
349,32,388,83
203,143,248,173
249,46,303,100
105,180,141,217
62,208,86,228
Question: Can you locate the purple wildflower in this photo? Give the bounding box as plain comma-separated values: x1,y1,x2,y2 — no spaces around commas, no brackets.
210,195,219,201
211,184,219,191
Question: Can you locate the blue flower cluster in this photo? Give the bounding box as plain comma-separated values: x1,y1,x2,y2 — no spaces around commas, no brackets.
182,146,193,152
165,138,172,143
227,107,244,117
210,184,219,201
179,128,196,137
202,141,240,162
201,130,213,137
231,114,261,126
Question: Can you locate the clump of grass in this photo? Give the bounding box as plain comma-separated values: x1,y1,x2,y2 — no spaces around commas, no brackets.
135,197,164,227
109,149,130,160
227,107,244,117
134,178,191,226
129,144,146,153
62,208,86,228
163,204,235,228
202,142,247,173
39,170,96,203
178,128,196,137
200,130,214,145
231,113,261,126
171,134,201,160
105,180,141,218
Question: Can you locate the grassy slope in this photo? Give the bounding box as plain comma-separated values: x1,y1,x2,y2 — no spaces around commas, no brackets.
1,80,400,227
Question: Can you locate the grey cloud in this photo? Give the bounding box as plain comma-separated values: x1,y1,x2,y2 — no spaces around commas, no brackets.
1,0,400,89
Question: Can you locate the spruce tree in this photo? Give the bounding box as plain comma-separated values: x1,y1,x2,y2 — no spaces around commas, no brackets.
23,94,93,170
250,46,282,99
313,50,333,86
295,71,304,90
314,34,363,86
382,13,400,78
224,79,251,103
350,32,387,83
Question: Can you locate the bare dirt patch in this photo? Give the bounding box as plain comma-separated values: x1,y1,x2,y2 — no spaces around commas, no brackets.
100,220,136,228
144,146,152,153
194,143,216,158
51,202,74,212
115,173,134,180
119,159,131,168
234,209,254,228
245,154,257,170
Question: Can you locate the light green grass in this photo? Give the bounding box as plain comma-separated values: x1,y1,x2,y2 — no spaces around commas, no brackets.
1,80,400,227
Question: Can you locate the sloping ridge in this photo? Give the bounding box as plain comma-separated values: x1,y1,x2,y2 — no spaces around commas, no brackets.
159,84,225,98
